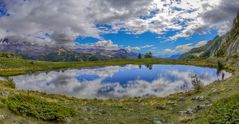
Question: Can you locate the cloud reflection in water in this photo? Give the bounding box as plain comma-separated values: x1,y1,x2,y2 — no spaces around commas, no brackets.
11,65,231,99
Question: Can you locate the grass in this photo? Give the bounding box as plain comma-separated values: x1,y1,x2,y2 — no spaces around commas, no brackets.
0,73,238,123
0,57,238,123
198,94,239,124
7,94,75,122
0,79,15,88
0,57,224,76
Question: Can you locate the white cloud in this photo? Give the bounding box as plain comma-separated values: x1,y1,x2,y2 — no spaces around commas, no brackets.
126,45,154,52
163,40,208,54
168,0,239,40
176,43,194,53
164,48,176,54
195,40,208,47
95,40,119,50
11,65,231,98
0,0,152,42
141,45,154,49
125,46,141,52
0,0,238,44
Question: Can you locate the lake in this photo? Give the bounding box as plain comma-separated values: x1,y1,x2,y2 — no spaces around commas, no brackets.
8,64,231,99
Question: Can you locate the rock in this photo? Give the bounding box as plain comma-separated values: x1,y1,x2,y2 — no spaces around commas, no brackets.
0,115,5,120
178,96,185,101
211,88,217,92
179,108,193,116
194,104,212,112
100,110,107,115
153,120,162,124
186,108,193,114
192,96,205,102
155,105,166,110
179,111,188,116
166,101,177,106
82,107,98,112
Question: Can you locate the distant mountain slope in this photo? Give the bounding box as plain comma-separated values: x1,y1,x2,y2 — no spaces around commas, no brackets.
168,54,182,59
181,11,239,60
0,37,136,62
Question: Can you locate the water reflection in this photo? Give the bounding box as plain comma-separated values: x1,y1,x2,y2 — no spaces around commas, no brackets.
9,64,231,99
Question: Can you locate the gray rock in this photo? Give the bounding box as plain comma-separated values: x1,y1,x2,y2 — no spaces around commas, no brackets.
194,104,212,112
178,96,185,101
192,96,205,102
179,108,193,116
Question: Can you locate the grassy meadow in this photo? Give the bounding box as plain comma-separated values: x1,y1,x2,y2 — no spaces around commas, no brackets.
0,57,238,123
0,56,226,76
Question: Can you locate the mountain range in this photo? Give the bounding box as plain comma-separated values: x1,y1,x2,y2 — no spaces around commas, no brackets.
0,36,136,62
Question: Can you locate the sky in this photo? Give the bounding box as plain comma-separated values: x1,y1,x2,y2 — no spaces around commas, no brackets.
0,0,239,57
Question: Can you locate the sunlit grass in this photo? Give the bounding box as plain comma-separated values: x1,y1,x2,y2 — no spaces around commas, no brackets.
0,57,238,123
7,94,75,122
0,57,221,76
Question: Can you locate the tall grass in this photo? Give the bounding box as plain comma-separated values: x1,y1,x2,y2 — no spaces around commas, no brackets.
7,94,75,121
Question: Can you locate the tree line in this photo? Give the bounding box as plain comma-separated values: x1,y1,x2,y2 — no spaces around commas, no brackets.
137,52,153,59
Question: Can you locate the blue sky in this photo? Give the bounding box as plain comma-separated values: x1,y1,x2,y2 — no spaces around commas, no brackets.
76,28,218,56
0,0,238,57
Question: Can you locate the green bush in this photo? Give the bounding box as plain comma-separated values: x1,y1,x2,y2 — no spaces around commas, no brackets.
144,52,153,58
191,75,203,93
0,79,15,89
203,94,239,124
7,94,75,121
0,52,22,59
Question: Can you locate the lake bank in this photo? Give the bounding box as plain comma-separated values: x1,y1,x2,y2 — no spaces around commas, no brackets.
0,57,231,76
8,64,231,99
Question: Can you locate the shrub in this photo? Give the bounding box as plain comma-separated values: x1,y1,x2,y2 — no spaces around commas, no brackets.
0,79,15,89
7,94,75,121
138,53,142,59
144,52,153,58
217,61,224,76
203,94,239,124
191,75,203,93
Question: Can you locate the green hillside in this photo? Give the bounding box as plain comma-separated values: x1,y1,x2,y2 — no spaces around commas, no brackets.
181,12,239,63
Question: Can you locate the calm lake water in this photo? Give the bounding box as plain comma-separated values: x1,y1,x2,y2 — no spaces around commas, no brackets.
9,64,231,99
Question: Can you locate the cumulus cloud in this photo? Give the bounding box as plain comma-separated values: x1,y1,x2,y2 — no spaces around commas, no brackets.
194,40,208,48
125,46,141,52
95,40,119,50
202,0,239,34
163,40,208,54
0,0,238,44
125,45,154,52
176,41,208,52
141,45,154,49
49,32,75,45
164,48,176,54
77,40,153,51
11,65,231,98
168,0,239,40
0,0,152,43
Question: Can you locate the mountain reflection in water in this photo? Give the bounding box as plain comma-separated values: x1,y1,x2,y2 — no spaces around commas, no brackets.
10,64,231,99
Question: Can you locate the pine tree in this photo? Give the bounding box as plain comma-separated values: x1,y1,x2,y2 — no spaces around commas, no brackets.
137,53,142,59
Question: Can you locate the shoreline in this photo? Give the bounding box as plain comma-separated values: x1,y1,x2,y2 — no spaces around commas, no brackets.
0,57,224,76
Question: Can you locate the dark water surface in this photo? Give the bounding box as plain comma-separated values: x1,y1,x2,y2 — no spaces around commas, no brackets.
9,64,231,99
